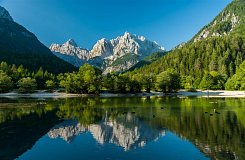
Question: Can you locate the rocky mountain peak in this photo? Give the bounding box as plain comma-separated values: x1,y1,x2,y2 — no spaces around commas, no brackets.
90,38,113,58
95,38,111,47
50,39,89,59
193,0,244,42
123,31,132,38
65,39,78,47
0,6,13,21
121,32,146,42
194,11,240,42
124,31,130,36
99,38,108,42
50,32,164,73
121,32,138,41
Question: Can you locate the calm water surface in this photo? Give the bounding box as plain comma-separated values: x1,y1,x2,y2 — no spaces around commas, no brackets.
0,96,244,160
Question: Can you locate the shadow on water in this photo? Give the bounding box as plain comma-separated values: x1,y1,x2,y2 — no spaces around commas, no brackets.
0,96,244,160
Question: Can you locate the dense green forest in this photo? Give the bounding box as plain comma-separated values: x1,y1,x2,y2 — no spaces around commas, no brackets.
128,51,166,71
125,36,245,90
0,61,181,94
124,0,245,91
129,36,245,78
0,62,56,93
1,53,245,94
226,60,245,90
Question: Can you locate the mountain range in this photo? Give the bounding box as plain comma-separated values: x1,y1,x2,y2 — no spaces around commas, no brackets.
0,0,245,79
50,32,164,73
0,6,76,73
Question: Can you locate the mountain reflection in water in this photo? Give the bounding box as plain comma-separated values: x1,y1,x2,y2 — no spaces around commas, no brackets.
0,97,244,160
48,113,165,151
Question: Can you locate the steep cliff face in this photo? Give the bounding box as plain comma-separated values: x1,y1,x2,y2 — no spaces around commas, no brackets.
194,12,240,42
193,0,245,42
50,32,164,73
48,113,165,151
50,39,90,58
50,39,89,67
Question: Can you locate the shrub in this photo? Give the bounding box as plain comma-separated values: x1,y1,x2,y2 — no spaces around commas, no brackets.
0,71,13,93
17,77,37,93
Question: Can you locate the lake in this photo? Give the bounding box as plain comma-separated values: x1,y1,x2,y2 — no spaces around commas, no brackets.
0,96,244,160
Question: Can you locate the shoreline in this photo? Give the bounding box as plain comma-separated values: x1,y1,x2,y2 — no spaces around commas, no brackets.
0,90,244,98
177,90,245,98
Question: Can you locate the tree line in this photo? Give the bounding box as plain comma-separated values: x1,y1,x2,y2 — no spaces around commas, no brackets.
0,62,55,93
1,58,245,94
0,62,181,94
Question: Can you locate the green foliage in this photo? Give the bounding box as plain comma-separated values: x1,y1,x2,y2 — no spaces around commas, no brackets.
126,35,245,90
215,21,232,34
17,77,37,93
199,71,227,90
0,61,58,93
181,76,194,89
127,77,142,93
103,73,128,93
156,69,181,93
199,72,213,90
0,71,13,93
56,99,102,126
45,80,56,92
34,68,55,89
225,60,245,90
144,52,166,62
60,72,81,93
60,64,102,94
79,64,102,93
103,73,148,93
128,52,166,71
139,74,156,93
34,67,45,89
129,36,244,79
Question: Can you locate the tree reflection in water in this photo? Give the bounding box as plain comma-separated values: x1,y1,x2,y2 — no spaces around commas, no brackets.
0,97,244,160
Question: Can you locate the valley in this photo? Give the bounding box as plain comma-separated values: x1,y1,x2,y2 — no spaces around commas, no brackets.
0,1,244,160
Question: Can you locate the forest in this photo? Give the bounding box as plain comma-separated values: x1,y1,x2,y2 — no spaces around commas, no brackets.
0,61,180,94
0,48,245,94
125,35,245,91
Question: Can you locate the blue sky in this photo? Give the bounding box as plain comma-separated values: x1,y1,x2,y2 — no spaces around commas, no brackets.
0,0,232,50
